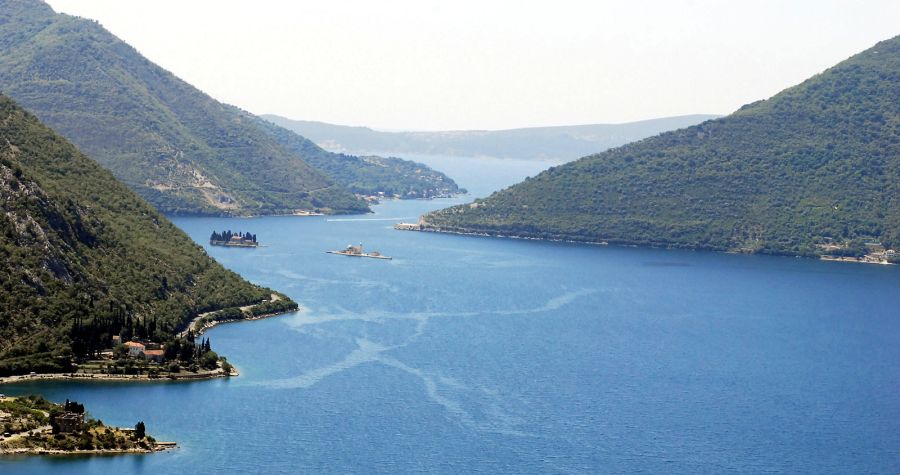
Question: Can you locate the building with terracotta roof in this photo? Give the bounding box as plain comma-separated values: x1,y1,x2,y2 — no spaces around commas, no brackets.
142,349,165,363
124,341,146,357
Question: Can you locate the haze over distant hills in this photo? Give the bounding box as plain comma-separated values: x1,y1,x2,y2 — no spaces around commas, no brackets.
263,114,719,162
0,94,291,374
254,119,462,199
0,0,459,215
420,36,900,257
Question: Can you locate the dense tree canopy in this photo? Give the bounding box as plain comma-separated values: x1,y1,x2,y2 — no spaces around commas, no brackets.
0,94,294,375
0,0,367,215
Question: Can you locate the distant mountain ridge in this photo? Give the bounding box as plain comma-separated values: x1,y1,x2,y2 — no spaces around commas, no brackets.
262,114,719,162
419,36,900,257
254,119,463,199
0,94,292,374
0,0,460,215
0,0,365,215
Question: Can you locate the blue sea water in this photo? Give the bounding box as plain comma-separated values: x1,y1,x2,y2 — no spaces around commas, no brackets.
2,156,899,474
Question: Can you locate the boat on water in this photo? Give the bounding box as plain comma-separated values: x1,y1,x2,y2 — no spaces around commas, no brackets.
326,243,392,260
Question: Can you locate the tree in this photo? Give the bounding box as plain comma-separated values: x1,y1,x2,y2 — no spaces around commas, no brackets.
199,351,219,370
134,421,145,439
49,410,61,434
64,399,85,413
178,341,194,362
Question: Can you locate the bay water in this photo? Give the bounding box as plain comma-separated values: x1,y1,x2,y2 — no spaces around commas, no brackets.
2,156,898,473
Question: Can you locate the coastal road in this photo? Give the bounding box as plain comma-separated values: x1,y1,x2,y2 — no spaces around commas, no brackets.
178,293,282,338
0,423,51,448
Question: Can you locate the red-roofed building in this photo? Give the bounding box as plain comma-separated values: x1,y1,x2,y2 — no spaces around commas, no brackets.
142,349,165,363
124,341,145,357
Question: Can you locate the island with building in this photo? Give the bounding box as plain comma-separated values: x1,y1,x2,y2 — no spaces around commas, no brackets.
210,230,259,247
326,243,392,260
0,395,174,455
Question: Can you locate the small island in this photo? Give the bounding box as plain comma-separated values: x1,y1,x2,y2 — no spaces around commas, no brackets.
327,243,392,260
0,395,174,456
210,230,259,247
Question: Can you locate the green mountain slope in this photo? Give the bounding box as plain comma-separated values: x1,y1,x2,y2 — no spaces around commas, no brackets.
421,36,900,257
0,0,367,215
256,118,463,198
0,94,295,375
263,114,719,162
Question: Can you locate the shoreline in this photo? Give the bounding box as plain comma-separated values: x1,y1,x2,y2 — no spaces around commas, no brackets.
405,225,896,265
209,242,261,248
819,255,895,265
185,309,298,338
0,396,176,457
0,366,236,386
0,296,297,386
204,194,465,219
0,444,175,457
179,293,298,338
404,225,680,248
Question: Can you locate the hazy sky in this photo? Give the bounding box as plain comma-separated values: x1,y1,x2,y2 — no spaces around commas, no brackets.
46,0,900,131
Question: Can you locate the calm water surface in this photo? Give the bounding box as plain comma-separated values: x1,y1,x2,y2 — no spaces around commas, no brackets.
2,156,898,473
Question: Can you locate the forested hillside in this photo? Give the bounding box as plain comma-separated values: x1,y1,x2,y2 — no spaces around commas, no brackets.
421,36,900,257
0,0,366,215
0,95,295,375
255,118,463,198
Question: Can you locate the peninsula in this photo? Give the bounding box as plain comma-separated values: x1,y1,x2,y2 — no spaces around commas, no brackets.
0,395,174,456
180,294,297,339
416,36,900,261
0,292,297,386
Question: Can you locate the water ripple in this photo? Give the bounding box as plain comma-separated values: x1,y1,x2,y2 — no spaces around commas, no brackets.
258,289,597,436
